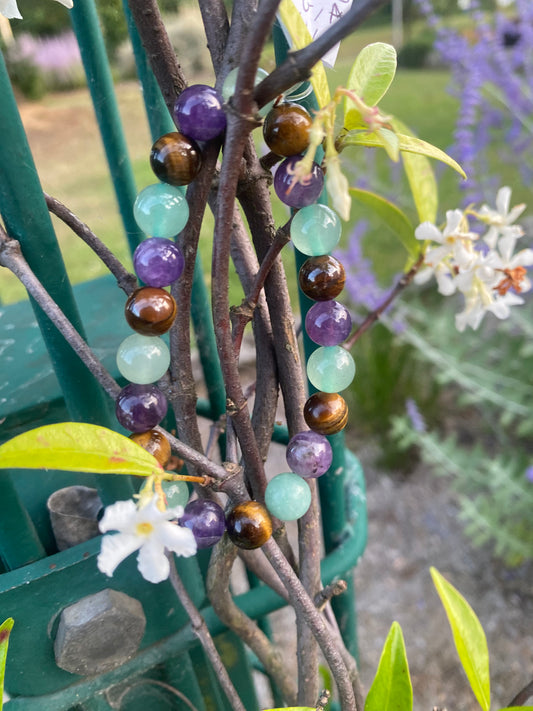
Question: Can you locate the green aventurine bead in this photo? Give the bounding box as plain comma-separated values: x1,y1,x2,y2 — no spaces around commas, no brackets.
306,345,355,393
134,183,189,238
265,472,311,521
116,334,170,384
161,480,190,508
290,204,341,256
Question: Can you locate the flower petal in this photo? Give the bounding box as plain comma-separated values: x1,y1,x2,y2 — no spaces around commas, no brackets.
415,221,443,243
155,521,197,558
137,538,169,583
99,499,138,534
496,186,511,216
54,0,74,7
0,0,22,18
97,533,142,577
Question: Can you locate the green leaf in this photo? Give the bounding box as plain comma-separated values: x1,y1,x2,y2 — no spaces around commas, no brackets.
431,567,491,711
0,618,14,711
340,129,466,180
0,423,163,477
264,708,315,710
278,0,331,108
349,188,419,258
377,127,400,162
345,42,397,129
365,621,413,711
390,117,438,224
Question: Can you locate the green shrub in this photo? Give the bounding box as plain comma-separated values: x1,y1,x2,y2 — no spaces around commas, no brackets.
6,56,46,100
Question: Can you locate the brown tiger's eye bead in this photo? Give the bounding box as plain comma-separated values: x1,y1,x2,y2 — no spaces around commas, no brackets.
150,132,202,186
263,102,312,157
299,255,345,301
226,501,273,550
129,429,171,467
304,392,348,435
125,287,177,336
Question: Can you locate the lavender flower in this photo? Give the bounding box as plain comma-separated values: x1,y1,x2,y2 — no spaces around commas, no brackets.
405,398,426,433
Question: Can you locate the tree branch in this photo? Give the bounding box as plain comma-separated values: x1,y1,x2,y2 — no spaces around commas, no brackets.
167,553,247,711
254,0,390,108
509,679,533,707
343,254,424,351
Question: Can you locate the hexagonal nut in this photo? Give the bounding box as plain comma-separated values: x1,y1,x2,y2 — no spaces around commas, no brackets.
54,588,146,676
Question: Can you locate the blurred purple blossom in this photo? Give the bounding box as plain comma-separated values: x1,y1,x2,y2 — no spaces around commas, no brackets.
405,398,426,433
525,466,533,484
10,32,83,84
414,0,533,204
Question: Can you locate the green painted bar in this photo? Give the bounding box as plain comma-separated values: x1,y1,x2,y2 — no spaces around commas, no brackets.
0,472,46,569
70,0,144,255
0,52,132,504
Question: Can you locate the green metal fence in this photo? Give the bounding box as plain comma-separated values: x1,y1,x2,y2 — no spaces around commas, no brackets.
0,1,367,708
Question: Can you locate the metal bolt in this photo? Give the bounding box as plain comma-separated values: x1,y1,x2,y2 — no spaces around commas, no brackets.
54,588,146,676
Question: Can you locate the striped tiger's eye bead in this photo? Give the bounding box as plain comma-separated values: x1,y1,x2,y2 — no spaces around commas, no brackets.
263,102,312,157
299,255,345,301
150,132,202,186
129,429,171,467
303,391,348,435
125,287,177,336
226,502,272,550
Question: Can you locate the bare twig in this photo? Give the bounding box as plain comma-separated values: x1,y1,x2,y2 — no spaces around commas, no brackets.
206,537,298,704
509,679,533,706
167,553,247,711
254,0,390,108
44,193,137,296
343,254,424,351
314,580,348,612
316,689,331,711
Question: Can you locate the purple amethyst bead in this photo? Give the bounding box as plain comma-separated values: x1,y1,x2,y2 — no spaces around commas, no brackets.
133,237,185,287
115,383,168,433
305,300,352,346
286,431,333,478
173,84,227,141
180,499,226,549
273,155,324,208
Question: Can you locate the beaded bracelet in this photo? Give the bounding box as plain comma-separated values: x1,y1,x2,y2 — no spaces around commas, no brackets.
112,81,355,551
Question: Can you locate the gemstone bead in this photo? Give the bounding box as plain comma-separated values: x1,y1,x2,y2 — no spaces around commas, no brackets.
306,345,356,393
161,479,190,508
305,300,352,346
265,472,312,521
274,155,324,208
263,102,312,157
303,392,348,435
125,287,177,336
180,499,226,549
286,431,332,478
115,383,168,433
150,132,202,186
116,334,170,384
173,84,227,141
133,237,185,287
129,429,171,467
133,183,189,239
290,204,341,256
222,67,273,117
299,255,346,301
226,501,272,550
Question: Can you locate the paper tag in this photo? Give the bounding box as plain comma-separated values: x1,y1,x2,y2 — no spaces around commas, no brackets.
288,0,353,67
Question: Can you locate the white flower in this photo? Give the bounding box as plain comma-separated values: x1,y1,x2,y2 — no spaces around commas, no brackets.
414,209,477,293
478,186,526,249
0,0,73,19
97,496,197,584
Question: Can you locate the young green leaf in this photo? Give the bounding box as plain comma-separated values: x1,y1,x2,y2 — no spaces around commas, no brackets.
278,0,331,108
389,117,438,224
345,43,397,129
365,621,413,711
0,423,163,477
339,130,466,179
431,567,491,711
349,188,419,259
0,618,14,711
